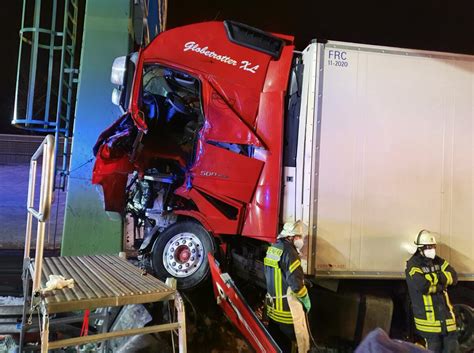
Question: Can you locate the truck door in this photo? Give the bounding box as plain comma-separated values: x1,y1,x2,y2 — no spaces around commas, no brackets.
208,254,282,353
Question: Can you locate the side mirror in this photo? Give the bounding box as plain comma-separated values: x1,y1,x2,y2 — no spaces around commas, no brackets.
111,56,127,86
110,53,137,109
111,87,123,106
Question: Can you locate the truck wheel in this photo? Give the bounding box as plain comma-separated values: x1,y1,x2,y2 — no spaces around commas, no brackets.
454,304,474,344
151,221,215,290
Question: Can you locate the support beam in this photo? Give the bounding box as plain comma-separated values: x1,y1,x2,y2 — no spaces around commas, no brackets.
62,0,131,255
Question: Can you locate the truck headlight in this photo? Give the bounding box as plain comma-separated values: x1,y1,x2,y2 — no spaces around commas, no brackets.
110,56,127,85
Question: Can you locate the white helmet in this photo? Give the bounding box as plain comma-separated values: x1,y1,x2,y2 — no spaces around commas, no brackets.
277,220,307,239
414,229,437,247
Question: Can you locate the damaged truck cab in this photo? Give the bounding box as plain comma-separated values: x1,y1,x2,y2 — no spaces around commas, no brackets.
93,21,297,289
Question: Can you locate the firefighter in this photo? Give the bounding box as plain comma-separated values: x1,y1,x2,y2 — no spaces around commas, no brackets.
405,230,459,353
264,221,311,353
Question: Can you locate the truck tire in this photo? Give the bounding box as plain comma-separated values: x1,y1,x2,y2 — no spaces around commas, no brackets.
151,221,215,290
454,304,474,344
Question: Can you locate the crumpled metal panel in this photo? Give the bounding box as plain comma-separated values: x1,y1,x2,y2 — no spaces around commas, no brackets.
240,44,294,241
241,92,286,241
191,142,264,204
206,76,262,128
175,186,243,235
200,81,263,147
92,114,136,212
92,146,134,212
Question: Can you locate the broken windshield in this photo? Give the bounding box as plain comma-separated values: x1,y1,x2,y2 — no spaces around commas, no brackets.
140,65,203,167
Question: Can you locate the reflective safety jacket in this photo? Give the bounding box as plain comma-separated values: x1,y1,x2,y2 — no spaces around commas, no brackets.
405,252,458,335
264,239,307,324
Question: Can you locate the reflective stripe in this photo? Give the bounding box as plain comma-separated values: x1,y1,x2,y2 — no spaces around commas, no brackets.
441,261,453,285
447,317,457,331
425,273,438,294
422,294,436,322
447,323,457,332
264,257,279,268
444,271,453,285
275,269,282,311
289,259,301,273
409,267,423,277
266,306,293,318
267,305,293,324
444,292,456,323
295,285,308,298
415,323,442,333
414,317,441,327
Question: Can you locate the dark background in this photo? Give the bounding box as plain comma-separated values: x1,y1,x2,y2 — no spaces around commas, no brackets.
1,0,473,134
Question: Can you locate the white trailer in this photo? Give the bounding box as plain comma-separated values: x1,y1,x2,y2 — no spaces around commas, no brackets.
283,40,474,280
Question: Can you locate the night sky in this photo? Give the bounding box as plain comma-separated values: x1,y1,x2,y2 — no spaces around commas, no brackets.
1,0,473,134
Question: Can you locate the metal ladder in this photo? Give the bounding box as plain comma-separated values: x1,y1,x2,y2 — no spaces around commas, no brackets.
12,0,82,191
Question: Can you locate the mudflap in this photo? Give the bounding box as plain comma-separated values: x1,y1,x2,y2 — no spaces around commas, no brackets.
208,253,282,353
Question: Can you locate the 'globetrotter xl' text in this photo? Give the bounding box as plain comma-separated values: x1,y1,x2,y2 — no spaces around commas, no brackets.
183,41,260,74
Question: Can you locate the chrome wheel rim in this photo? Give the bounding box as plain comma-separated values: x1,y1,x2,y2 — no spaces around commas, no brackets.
162,232,204,278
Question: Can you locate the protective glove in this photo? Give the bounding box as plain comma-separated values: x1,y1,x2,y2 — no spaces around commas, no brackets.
298,293,311,313
438,271,448,287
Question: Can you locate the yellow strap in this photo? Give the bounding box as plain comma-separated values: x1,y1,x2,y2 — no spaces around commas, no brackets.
289,259,301,273
295,285,308,298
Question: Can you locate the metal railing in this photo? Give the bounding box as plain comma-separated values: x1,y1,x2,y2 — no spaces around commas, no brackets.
24,134,55,293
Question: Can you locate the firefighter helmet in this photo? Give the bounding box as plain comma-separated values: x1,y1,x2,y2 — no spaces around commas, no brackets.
414,229,437,247
277,220,307,239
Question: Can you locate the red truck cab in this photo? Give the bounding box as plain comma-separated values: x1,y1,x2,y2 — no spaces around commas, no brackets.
93,21,296,289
